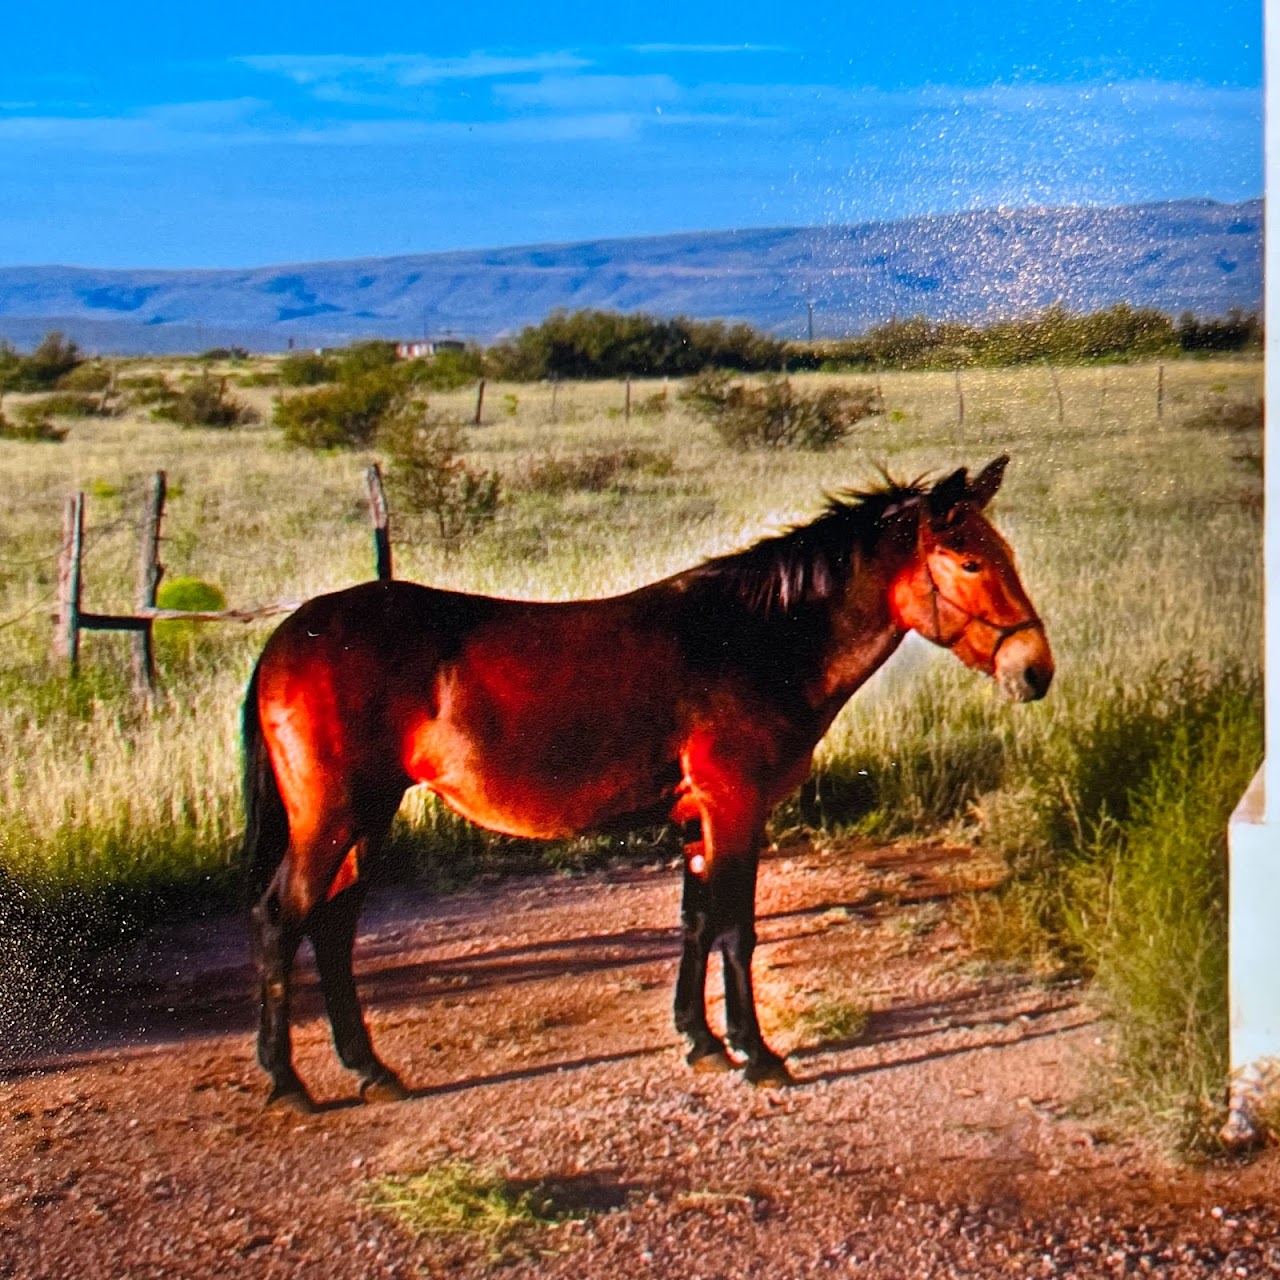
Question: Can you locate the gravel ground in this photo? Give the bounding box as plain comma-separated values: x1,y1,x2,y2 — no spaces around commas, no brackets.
2,838,1278,1278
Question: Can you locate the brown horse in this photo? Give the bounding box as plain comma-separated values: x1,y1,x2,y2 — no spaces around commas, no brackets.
243,455,1052,1111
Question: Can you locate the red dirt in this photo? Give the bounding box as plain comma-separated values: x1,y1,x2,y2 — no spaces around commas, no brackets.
3,838,1279,1278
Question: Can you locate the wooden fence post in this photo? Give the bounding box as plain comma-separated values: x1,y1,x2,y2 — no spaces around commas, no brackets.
1045,360,1065,425
549,378,559,424
624,377,632,423
1156,363,1165,420
366,463,392,581
54,493,85,671
131,471,166,701
474,378,486,426
953,369,965,425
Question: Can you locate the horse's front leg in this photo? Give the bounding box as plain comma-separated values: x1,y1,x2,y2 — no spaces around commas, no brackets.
673,771,790,1084
674,849,734,1072
716,848,791,1085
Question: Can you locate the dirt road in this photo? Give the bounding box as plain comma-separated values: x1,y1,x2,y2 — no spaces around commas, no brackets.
2,839,1278,1278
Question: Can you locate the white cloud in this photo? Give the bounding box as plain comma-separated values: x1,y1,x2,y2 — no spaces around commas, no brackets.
628,43,790,55
240,51,591,89
495,74,681,111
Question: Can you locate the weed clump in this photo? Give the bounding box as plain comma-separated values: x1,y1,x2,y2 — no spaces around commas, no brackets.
517,447,674,494
1183,397,1263,434
366,1160,585,1260
682,371,881,450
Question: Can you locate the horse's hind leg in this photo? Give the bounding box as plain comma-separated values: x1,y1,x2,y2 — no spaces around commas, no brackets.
309,869,408,1103
251,869,311,1112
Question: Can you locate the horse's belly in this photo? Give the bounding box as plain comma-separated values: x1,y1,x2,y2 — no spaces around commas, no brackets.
404,717,677,841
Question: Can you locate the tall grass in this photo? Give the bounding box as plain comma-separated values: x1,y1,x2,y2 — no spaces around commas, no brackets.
0,360,1263,1112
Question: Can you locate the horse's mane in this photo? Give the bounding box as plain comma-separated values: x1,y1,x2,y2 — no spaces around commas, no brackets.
685,476,926,618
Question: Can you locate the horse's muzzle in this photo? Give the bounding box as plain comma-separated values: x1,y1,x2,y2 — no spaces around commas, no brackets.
995,629,1054,702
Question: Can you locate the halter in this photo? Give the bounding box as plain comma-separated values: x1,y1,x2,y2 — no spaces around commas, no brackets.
922,556,1044,659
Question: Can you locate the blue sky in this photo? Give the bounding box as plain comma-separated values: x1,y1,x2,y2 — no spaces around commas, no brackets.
0,0,1262,268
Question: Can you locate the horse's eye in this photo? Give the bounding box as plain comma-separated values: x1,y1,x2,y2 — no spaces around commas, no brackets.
961,560,981,574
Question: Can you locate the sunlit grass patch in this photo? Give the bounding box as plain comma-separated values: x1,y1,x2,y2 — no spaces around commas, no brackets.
365,1160,588,1259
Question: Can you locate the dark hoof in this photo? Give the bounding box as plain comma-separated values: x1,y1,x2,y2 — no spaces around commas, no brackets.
266,1086,317,1115
743,1057,793,1088
687,1047,734,1074
360,1073,410,1104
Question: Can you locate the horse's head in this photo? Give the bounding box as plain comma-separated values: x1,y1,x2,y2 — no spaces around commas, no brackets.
888,455,1053,702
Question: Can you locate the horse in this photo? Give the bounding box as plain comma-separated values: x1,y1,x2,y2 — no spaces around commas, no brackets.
242,454,1052,1111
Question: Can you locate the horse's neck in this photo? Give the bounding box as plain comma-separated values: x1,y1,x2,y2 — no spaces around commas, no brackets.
809,557,909,723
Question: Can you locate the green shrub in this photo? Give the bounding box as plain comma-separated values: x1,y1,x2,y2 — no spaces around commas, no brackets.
152,372,258,429
681,371,881,450
198,346,248,361
275,369,402,449
402,347,485,391
379,404,501,553
485,308,790,380
278,351,339,386
335,339,398,382
154,577,227,653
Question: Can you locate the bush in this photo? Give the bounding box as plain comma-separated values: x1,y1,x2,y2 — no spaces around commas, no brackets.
518,447,675,494
278,351,339,387
485,309,789,380
402,347,485,391
275,370,402,449
28,392,113,418
681,371,881,450
379,404,501,553
13,332,84,389
198,346,249,361
55,362,112,393
0,403,68,442
335,340,398,382
152,372,258,429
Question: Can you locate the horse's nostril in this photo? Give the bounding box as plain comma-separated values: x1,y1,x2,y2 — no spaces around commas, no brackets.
1024,664,1052,698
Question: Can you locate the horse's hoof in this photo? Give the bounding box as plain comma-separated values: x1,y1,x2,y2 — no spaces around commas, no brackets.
687,1048,734,1074
360,1074,410,1104
266,1086,317,1115
743,1058,793,1088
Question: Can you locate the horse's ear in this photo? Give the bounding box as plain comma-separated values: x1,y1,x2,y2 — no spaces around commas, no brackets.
927,467,969,526
968,455,1009,509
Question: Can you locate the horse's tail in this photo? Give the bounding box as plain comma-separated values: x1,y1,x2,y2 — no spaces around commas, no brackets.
241,662,289,904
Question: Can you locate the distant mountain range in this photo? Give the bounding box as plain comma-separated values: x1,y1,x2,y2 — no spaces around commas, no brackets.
0,198,1260,355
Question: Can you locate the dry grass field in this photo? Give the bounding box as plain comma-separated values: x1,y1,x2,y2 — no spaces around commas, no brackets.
0,358,1260,893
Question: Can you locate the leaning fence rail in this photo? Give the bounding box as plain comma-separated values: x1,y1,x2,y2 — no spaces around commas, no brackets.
53,464,393,698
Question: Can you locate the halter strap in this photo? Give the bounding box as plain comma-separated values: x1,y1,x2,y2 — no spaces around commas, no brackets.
923,558,1043,656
